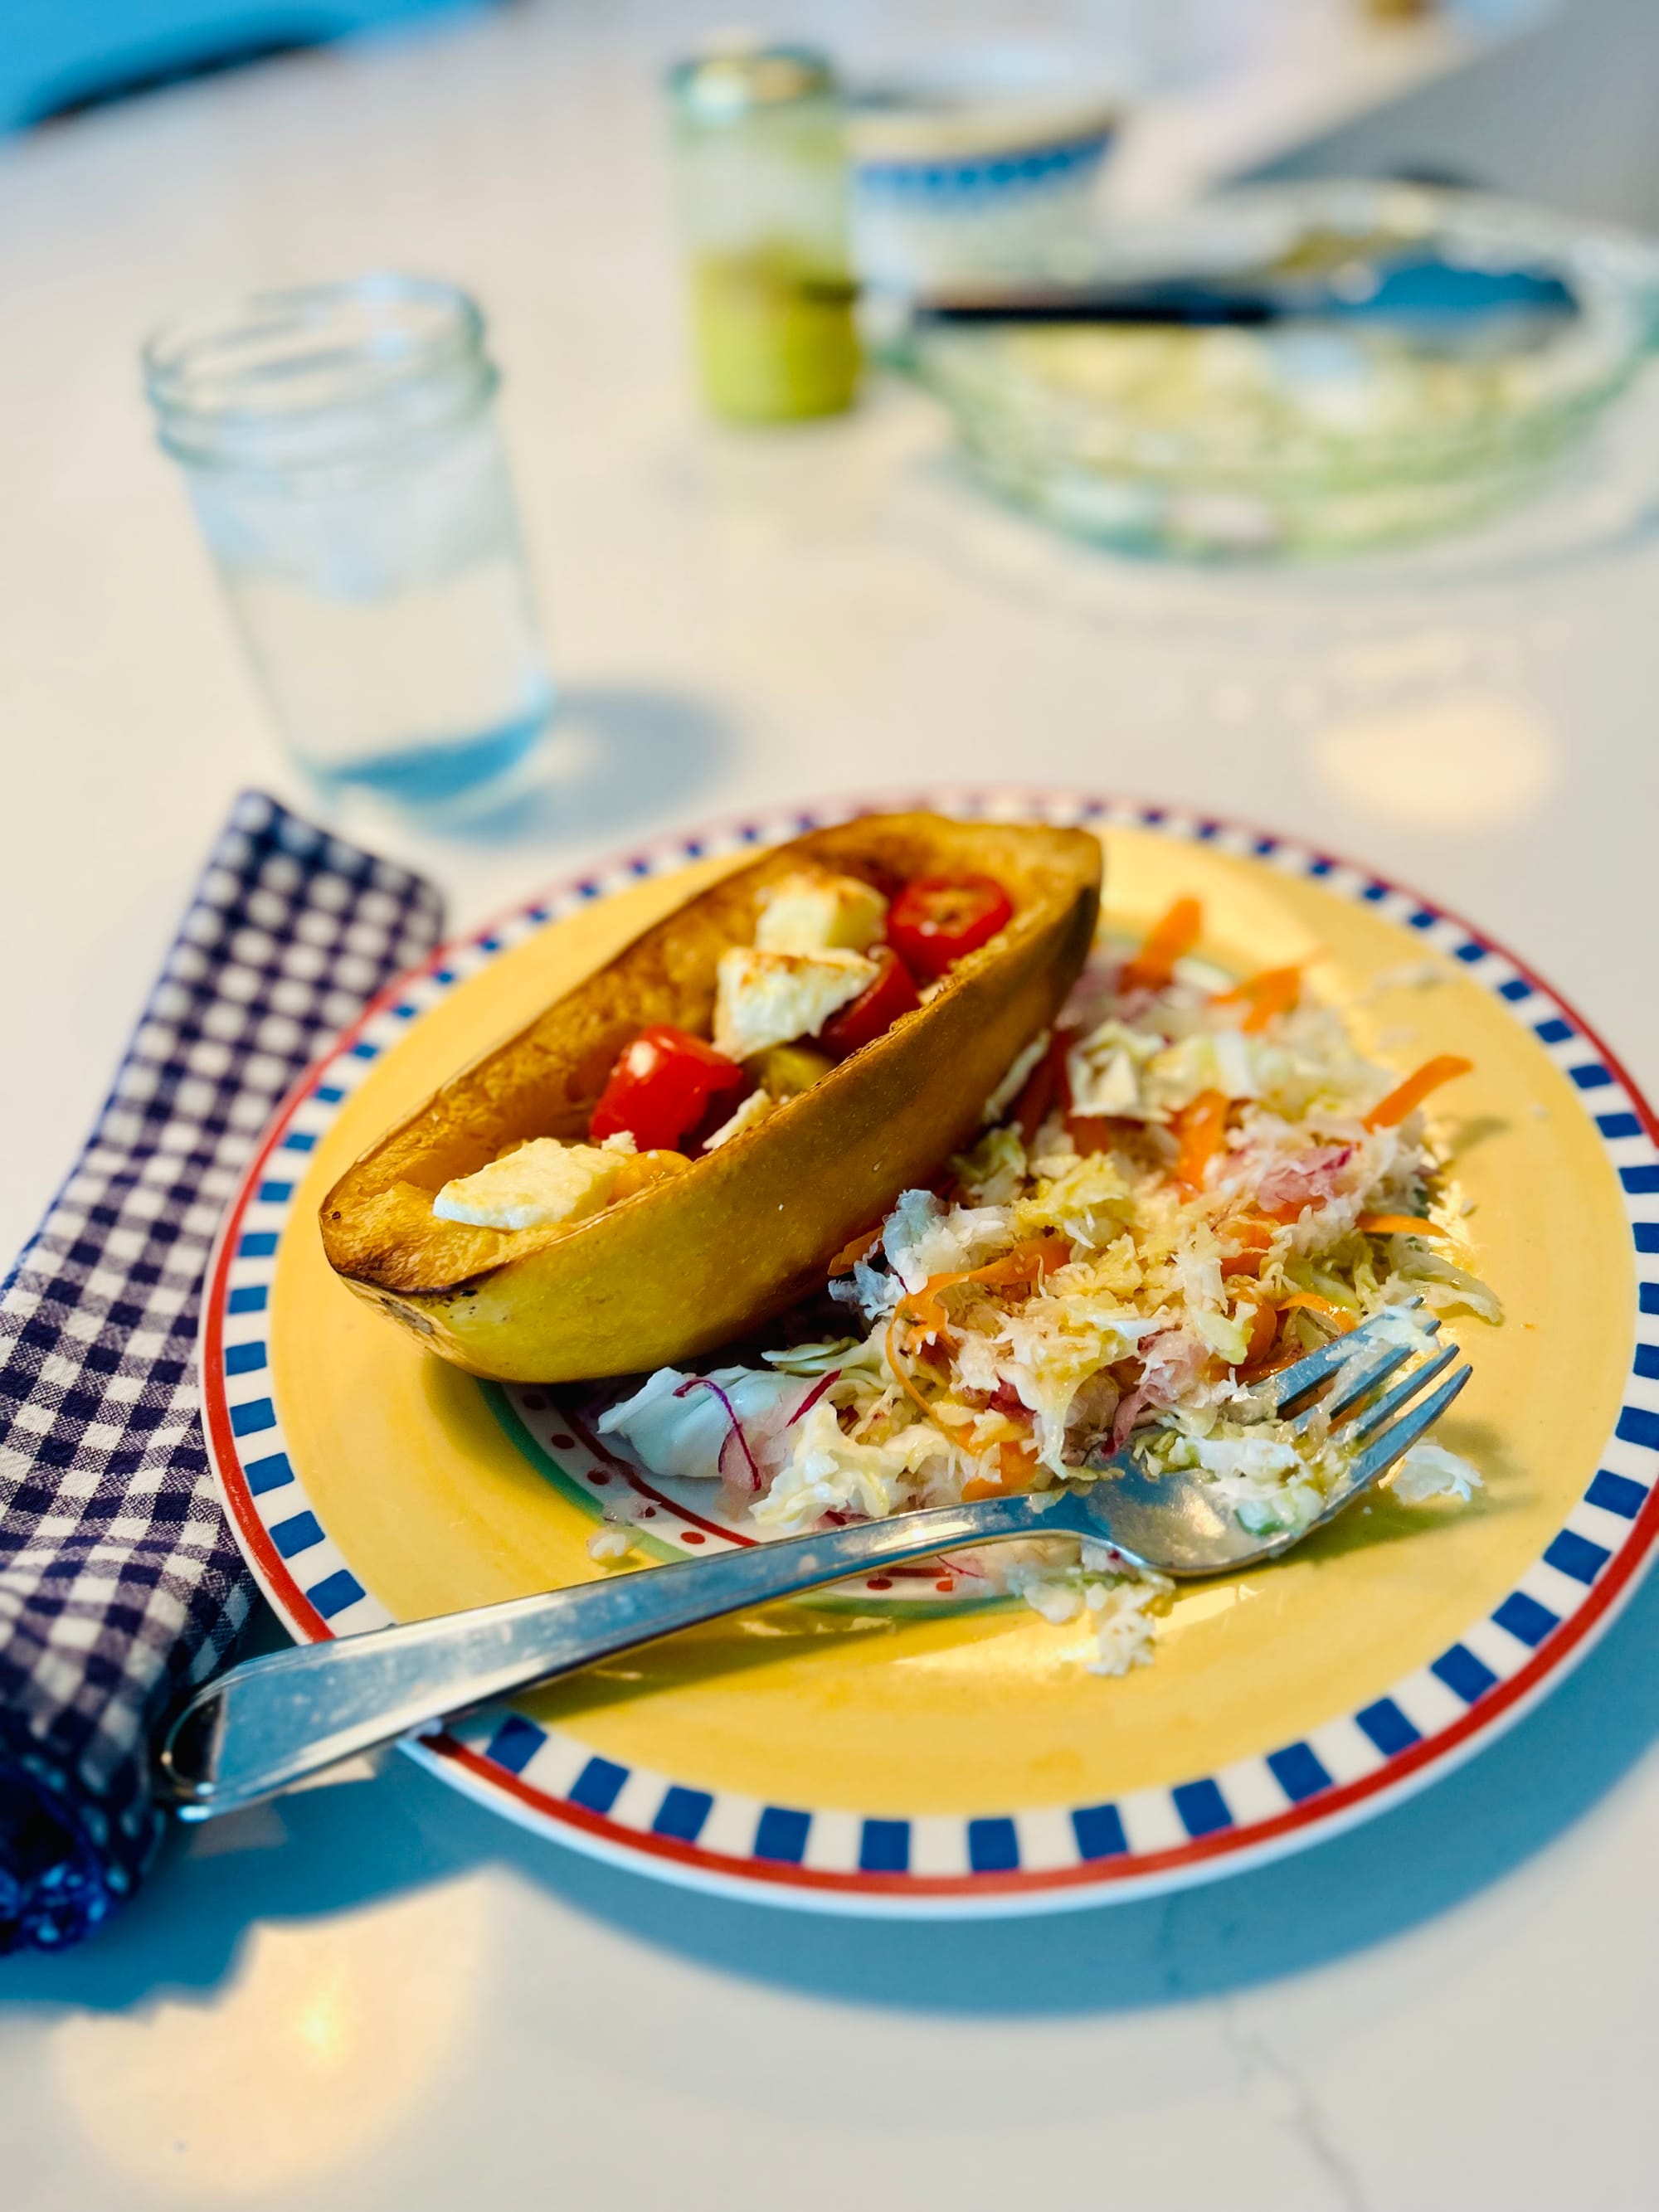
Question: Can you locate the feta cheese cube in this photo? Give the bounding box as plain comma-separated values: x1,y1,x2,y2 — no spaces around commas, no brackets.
754,868,887,955
703,1087,780,1151
586,1525,635,1562
713,947,876,1060
432,1137,623,1231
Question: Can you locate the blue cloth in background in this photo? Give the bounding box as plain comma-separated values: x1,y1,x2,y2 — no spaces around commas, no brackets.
0,1,489,132
0,793,443,1951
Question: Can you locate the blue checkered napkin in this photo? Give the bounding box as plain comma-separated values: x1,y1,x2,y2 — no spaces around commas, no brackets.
0,791,443,1952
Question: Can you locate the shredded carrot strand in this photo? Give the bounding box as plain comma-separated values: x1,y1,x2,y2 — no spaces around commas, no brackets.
1214,963,1302,1033
1226,1214,1278,1249
884,1310,941,1421
1221,1214,1278,1274
1120,896,1202,994
1239,1314,1311,1382
884,1237,1072,1417
1363,1054,1473,1131
963,1439,1040,1503
1355,1212,1454,1242
1278,1291,1358,1334
1238,1300,1280,1369
827,1223,883,1277
1259,1196,1313,1224
913,1237,1072,1333
1173,1089,1230,1196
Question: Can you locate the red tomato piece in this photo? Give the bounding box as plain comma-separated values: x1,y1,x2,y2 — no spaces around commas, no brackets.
589,1026,744,1152
887,875,1013,981
820,947,921,1057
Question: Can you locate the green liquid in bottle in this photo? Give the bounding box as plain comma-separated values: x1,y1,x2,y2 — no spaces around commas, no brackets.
691,250,860,424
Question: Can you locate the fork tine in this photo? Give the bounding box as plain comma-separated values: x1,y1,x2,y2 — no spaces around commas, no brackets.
1256,1291,1424,1415
1253,1297,1437,1417
1287,1325,1443,1435
1311,1364,1472,1531
1247,1314,1389,1415
1332,1341,1461,1445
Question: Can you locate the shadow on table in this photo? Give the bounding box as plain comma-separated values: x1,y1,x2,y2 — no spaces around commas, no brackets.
7,1561,1655,2019
431,683,737,850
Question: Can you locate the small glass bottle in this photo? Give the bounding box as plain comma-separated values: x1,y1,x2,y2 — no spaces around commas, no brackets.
666,41,860,424
144,275,554,813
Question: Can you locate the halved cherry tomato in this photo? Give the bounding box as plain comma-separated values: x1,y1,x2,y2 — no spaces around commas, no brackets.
820,947,921,1058
589,1026,744,1152
886,875,1013,982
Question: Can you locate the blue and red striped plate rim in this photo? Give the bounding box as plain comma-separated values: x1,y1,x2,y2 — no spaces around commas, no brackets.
199,788,1659,1914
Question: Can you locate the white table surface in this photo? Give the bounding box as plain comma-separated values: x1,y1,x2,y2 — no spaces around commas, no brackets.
2,6,1657,2208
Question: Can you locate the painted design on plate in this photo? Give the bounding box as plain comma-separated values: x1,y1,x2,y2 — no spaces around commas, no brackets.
492,1384,1010,1613
200,789,1659,1913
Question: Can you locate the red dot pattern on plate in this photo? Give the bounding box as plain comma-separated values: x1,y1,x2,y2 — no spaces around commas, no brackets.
640,1506,656,1518
867,1577,893,1591
682,1530,706,1545
935,1579,955,1592
590,1471,610,1486
549,1433,575,1449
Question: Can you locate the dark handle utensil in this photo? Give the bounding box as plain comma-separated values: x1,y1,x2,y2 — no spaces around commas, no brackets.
913,257,1579,333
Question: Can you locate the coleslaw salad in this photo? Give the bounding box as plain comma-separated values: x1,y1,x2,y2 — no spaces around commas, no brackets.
596,899,1499,1670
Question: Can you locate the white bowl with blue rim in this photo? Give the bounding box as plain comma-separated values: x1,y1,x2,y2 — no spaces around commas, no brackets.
850,44,1122,299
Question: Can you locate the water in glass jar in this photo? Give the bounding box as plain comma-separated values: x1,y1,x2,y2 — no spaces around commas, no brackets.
148,277,555,815
192,411,554,809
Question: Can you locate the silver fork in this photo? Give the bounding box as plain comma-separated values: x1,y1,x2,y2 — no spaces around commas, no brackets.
158,1307,1469,1819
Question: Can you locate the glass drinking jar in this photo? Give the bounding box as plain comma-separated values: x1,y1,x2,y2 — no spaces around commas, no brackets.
666,41,860,424
144,275,554,811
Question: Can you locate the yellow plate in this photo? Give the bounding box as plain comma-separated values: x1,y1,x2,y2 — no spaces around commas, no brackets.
202,793,1659,1913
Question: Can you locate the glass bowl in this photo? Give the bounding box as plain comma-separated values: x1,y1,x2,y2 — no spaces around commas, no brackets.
910,182,1659,560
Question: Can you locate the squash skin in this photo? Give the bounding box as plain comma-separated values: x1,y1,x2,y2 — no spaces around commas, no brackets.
319,814,1102,1382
